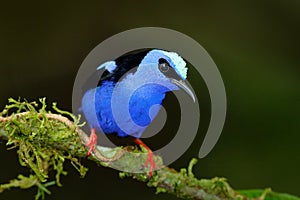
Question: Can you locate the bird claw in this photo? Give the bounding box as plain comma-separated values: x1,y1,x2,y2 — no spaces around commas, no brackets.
133,138,157,177
144,151,157,177
86,128,98,156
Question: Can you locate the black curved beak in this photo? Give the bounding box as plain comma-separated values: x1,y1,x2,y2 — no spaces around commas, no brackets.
170,79,196,102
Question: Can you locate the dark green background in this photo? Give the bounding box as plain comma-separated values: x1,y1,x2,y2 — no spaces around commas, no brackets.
0,1,299,199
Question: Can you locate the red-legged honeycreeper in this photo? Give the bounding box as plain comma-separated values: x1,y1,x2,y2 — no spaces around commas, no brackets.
81,49,195,176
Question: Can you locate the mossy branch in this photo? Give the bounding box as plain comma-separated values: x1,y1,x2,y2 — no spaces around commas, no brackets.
0,98,299,200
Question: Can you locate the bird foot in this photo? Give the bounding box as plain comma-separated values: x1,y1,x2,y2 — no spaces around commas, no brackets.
144,151,157,177
86,128,98,156
133,138,157,177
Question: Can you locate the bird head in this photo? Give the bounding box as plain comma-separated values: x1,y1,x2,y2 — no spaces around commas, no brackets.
137,49,195,102
96,49,195,102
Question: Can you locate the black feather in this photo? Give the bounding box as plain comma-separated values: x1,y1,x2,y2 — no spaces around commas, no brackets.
98,49,152,86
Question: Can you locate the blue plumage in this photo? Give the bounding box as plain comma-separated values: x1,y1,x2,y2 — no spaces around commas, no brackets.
81,49,195,176
81,49,194,138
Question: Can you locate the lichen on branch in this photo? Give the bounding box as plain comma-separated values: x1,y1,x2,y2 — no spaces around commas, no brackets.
0,98,299,200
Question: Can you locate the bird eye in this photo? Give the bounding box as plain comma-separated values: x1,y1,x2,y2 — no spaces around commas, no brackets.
159,63,169,73
158,58,181,80
158,58,170,73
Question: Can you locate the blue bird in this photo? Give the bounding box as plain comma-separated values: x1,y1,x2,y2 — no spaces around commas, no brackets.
81,49,195,176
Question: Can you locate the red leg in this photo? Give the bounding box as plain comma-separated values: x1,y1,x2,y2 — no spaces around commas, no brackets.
133,138,157,177
86,128,98,156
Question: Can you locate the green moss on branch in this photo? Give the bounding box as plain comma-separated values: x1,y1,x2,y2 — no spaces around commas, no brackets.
0,98,299,200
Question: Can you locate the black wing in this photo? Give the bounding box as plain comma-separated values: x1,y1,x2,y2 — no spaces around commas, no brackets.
98,49,152,86
81,49,152,92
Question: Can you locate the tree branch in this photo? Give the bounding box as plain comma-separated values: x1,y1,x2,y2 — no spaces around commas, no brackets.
0,98,298,200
